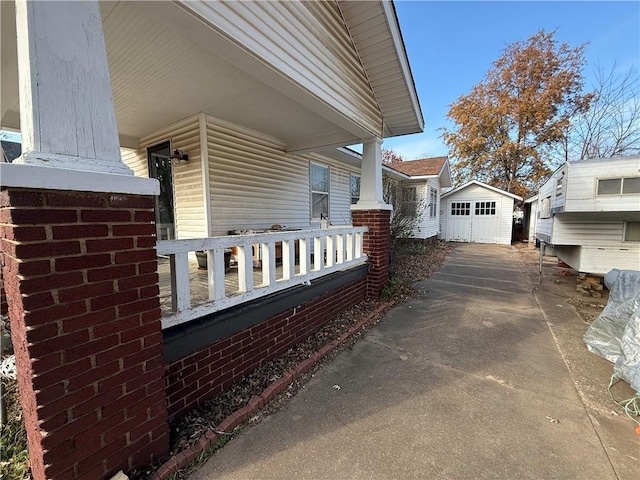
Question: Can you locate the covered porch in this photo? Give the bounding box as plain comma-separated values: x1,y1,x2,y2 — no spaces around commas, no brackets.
0,1,423,478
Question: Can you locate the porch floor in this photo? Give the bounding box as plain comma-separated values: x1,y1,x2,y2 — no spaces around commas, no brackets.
157,257,300,314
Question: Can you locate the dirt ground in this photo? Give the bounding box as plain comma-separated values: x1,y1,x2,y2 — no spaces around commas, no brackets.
513,242,608,324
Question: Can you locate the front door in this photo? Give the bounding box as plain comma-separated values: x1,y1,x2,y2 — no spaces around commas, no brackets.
147,141,175,240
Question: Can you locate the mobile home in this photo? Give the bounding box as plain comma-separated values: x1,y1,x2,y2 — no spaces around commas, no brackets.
535,156,640,274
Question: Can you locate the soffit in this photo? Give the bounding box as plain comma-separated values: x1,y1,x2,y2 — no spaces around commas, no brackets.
338,0,424,137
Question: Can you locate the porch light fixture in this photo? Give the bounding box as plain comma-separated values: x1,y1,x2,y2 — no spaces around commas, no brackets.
170,149,189,162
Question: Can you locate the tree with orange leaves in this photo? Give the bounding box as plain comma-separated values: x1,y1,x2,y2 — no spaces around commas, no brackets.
442,30,593,198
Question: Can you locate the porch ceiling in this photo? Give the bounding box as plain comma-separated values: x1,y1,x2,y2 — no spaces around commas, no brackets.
1,1,371,151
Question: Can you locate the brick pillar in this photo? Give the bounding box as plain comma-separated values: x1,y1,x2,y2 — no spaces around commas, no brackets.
0,188,169,480
0,268,7,316
351,209,391,298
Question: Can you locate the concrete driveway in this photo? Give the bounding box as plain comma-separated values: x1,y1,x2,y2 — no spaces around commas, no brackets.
191,243,639,479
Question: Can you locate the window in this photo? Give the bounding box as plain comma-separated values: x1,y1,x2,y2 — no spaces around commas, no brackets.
540,196,551,219
556,176,563,196
475,201,496,215
147,141,175,240
597,177,640,195
429,188,438,218
451,202,470,216
402,186,417,203
401,186,418,216
311,163,329,219
350,174,360,205
624,222,640,242
622,177,640,194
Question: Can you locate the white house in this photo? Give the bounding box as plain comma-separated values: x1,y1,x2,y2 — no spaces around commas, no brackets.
440,181,522,245
384,156,453,240
534,156,640,274
0,1,425,478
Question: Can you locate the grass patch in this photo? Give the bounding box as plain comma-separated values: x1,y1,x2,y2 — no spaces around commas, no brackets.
1,377,31,480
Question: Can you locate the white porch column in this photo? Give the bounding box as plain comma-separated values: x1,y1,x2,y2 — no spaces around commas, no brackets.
352,137,392,211
13,0,131,176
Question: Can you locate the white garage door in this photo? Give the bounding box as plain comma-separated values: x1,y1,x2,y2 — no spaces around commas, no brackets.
448,200,499,243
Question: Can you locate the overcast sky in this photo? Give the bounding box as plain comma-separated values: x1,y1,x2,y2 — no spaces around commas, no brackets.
383,0,640,160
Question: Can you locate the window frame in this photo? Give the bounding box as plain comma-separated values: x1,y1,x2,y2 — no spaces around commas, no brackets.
475,201,496,216
350,173,361,205
450,201,471,216
429,188,438,218
597,177,640,196
624,221,640,242
310,162,330,220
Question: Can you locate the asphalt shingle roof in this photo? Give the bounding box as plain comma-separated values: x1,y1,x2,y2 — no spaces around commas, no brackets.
386,156,447,177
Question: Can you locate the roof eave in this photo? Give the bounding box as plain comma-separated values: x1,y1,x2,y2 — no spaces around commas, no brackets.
381,0,424,135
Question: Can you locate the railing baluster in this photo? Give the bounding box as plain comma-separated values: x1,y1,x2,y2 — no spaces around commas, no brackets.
299,237,309,275
261,242,276,286
170,252,190,312
313,236,324,272
336,233,344,264
355,231,363,258
346,232,354,261
207,249,225,301
326,234,335,267
237,244,254,293
283,239,295,280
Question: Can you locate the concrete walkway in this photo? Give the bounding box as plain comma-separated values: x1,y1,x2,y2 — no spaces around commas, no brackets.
191,244,639,479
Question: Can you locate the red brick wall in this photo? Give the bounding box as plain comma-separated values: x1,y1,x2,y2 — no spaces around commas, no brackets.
0,188,169,480
351,209,391,298
165,276,366,418
0,267,7,315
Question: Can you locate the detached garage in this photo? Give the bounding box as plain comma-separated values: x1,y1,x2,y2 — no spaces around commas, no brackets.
440,181,522,245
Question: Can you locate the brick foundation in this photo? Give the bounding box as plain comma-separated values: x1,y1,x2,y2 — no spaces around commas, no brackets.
351,209,391,298
165,276,366,418
0,188,169,480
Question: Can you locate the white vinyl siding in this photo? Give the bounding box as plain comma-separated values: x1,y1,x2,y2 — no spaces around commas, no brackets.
120,147,147,177
120,115,206,240
551,218,625,246
206,117,308,235
204,115,358,235
183,0,382,136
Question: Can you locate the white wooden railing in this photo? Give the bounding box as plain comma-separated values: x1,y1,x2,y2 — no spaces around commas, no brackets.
156,226,368,329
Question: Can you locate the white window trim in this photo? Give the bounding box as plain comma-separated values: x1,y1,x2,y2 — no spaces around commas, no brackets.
429,188,438,218
350,173,361,205
310,161,329,220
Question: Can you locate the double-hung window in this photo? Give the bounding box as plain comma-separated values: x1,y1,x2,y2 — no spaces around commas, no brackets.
311,162,329,220
429,188,438,218
350,174,361,204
